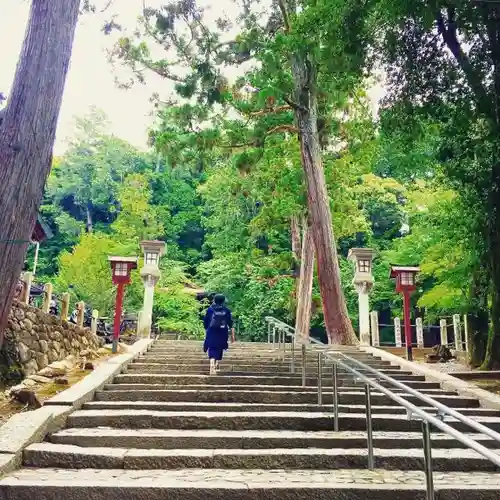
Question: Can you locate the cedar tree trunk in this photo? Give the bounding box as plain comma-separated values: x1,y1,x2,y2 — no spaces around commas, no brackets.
290,51,357,345
294,219,314,341
0,0,80,347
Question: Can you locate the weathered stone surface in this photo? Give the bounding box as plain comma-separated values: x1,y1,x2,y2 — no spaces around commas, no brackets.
1,302,101,382
35,353,49,369
39,340,49,353
28,375,52,384
17,343,30,363
0,405,72,455
0,453,20,476
23,359,39,377
2,468,500,500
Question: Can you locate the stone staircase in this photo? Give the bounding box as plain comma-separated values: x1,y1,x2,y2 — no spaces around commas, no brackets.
2,340,500,498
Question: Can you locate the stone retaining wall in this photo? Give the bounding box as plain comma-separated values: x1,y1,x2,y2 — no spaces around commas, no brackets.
0,301,101,383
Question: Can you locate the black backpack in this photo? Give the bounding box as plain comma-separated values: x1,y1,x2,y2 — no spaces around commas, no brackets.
209,307,228,329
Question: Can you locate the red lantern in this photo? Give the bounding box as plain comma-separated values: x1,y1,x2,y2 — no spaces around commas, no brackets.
390,266,420,361
108,257,138,352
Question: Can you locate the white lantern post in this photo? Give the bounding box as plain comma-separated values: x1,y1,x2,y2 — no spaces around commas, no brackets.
348,248,375,346
138,240,166,338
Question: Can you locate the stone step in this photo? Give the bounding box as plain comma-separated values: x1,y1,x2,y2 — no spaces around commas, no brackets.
94,389,479,407
2,467,500,499
103,383,454,394
137,359,393,368
113,374,438,390
66,410,500,432
143,351,375,360
50,428,500,450
23,442,500,472
127,366,413,377
82,401,500,417
119,370,425,382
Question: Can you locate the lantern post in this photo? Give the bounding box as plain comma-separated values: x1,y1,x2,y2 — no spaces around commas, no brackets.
108,256,138,353
138,240,166,338
390,265,420,361
347,248,375,346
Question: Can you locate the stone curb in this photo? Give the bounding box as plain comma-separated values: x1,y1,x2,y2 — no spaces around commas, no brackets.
0,405,73,476
44,338,154,409
0,338,154,478
360,346,500,410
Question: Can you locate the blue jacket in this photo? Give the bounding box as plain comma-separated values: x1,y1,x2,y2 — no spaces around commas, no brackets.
203,305,233,352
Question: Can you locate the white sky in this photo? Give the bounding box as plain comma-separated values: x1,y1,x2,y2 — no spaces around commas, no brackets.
1,0,384,156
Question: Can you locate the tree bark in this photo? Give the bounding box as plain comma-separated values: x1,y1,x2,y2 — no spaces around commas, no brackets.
483,165,500,369
290,52,357,345
467,267,489,368
86,204,93,233
294,219,314,342
0,0,80,347
291,215,302,267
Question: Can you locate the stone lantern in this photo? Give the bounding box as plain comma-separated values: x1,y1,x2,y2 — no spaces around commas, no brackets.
138,240,166,338
348,248,375,346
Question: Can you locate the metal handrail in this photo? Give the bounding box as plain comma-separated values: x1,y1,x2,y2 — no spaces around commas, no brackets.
264,316,500,500
336,352,500,443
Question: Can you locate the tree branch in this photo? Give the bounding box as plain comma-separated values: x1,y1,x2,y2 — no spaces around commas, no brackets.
266,124,298,135
277,0,291,33
249,105,292,117
436,10,492,118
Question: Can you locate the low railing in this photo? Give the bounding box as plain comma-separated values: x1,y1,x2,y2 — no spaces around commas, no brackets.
264,316,500,500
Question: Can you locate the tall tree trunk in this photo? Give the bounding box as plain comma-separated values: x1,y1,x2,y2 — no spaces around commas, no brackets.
291,215,302,268
483,16,500,370
0,0,80,347
468,270,489,368
295,219,314,342
483,165,500,369
290,53,357,345
86,204,93,233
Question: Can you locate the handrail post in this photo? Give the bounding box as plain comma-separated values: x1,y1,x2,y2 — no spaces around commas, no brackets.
333,362,339,431
272,325,276,349
317,352,323,406
365,384,374,470
301,343,307,387
291,336,295,373
267,321,271,344
422,420,435,500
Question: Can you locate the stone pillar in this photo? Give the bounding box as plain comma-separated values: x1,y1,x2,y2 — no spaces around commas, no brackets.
42,283,53,313
77,302,85,328
416,317,424,348
91,310,99,334
61,293,70,321
370,311,379,347
394,317,402,347
453,314,462,351
355,283,371,346
21,272,33,304
440,319,448,346
463,314,469,353
138,274,159,338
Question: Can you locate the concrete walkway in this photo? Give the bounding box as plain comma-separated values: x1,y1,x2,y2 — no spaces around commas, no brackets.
1,340,500,499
